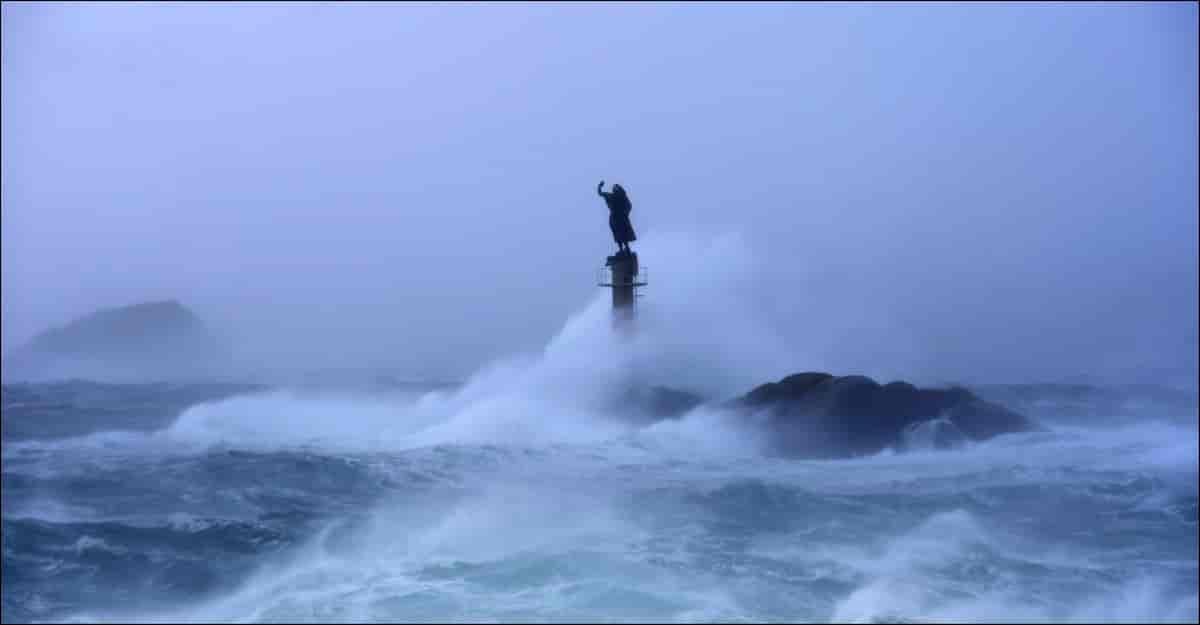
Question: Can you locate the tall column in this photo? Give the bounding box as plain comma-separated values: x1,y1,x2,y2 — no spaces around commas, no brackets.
604,251,641,326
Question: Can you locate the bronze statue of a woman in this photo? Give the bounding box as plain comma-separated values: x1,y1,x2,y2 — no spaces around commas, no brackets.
597,180,637,254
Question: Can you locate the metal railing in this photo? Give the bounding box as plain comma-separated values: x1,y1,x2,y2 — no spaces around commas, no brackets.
597,265,649,287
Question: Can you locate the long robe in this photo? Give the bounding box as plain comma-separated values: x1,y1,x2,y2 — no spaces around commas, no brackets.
604,192,637,245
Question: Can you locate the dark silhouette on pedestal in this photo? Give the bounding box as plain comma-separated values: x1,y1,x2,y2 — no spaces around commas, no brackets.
595,180,646,327
597,180,637,254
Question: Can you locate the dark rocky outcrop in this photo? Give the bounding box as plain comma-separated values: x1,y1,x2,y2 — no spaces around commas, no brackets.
730,372,1038,458
603,371,1035,458
2,300,232,383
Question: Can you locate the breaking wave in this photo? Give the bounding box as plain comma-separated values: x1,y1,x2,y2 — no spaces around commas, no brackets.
3,233,1196,623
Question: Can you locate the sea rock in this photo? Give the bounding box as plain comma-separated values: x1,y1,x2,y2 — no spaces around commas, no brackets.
2,300,232,383
732,371,1037,458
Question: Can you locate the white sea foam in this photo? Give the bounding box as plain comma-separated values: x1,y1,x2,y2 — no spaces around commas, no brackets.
9,232,1196,624
152,232,791,456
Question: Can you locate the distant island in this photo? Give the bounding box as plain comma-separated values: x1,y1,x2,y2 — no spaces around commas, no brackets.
2,300,232,383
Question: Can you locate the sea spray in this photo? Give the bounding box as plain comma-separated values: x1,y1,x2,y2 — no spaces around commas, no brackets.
4,231,1196,623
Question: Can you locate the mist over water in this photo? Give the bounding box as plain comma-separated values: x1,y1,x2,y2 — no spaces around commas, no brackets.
3,232,1196,623
160,232,786,454
5,2,1197,389
3,3,1197,620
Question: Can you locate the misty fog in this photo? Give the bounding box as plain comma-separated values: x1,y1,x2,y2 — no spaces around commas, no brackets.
3,1,1196,388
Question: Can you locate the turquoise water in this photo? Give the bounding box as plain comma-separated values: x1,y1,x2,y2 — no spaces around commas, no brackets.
3,380,1195,623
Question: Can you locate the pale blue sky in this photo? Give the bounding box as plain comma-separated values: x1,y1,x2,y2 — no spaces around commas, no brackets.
3,2,1196,386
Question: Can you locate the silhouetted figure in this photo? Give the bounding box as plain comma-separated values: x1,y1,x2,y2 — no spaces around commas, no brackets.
597,180,637,254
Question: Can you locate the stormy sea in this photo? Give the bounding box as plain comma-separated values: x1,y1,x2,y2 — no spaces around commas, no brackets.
3,244,1197,624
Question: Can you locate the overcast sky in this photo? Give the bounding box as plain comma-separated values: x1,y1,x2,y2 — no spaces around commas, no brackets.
3,1,1196,386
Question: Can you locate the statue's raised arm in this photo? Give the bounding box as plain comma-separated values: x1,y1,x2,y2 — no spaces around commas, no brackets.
597,180,610,198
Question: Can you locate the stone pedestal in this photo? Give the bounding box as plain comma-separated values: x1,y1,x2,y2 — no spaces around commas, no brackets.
602,251,645,328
